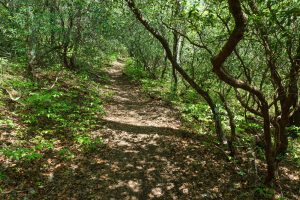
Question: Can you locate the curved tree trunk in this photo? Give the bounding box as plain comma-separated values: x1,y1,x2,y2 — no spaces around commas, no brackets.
211,0,276,186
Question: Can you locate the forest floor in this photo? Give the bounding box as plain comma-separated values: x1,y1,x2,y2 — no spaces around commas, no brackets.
1,60,299,199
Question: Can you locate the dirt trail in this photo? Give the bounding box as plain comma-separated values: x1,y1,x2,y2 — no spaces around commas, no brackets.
103,60,181,129
94,61,234,199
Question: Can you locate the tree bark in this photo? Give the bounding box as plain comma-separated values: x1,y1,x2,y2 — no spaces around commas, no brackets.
219,92,236,156
26,5,36,80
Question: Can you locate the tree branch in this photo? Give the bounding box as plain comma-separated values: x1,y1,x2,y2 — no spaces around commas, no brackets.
162,21,213,55
211,0,267,105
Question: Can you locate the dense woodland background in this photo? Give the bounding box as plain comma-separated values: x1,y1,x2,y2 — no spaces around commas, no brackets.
0,0,299,199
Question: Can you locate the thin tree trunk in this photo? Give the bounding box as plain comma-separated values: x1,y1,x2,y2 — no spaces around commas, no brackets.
160,55,168,79
211,104,225,143
62,44,70,68
171,32,180,93
261,105,275,186
219,92,236,156
27,5,36,80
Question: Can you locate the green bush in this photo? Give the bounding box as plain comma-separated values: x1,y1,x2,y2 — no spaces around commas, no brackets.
19,87,104,134
124,59,149,81
58,148,75,160
75,134,103,151
0,147,42,161
182,103,212,123
254,186,275,199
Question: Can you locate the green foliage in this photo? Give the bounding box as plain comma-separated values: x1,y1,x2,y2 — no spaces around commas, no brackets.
179,89,199,103
0,147,42,161
0,118,15,129
0,136,56,161
5,79,36,91
235,115,263,136
75,134,103,151
236,170,246,177
254,186,275,199
106,53,119,62
58,148,75,160
0,57,106,163
21,89,70,125
0,0,299,197
287,130,300,166
182,103,211,124
287,125,300,137
124,59,149,81
32,136,55,151
0,172,7,181
0,57,8,66
19,83,104,135
141,79,166,97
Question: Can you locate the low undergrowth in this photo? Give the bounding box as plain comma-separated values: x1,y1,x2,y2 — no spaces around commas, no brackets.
0,59,106,183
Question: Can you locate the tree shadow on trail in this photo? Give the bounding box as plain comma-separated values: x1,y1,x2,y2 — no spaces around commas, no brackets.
99,119,194,138
22,125,240,200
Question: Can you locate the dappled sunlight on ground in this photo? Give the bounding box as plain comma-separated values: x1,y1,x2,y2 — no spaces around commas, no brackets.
102,61,181,129
1,61,299,199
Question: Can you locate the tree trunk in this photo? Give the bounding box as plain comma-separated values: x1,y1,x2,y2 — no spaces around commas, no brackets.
261,105,276,186
211,104,225,143
219,92,236,156
27,48,35,79
26,5,36,80
171,32,181,93
62,44,70,69
210,0,277,185
160,55,168,79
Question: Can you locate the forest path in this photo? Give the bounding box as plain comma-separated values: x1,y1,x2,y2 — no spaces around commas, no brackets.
31,60,298,200
103,60,181,131
94,60,231,199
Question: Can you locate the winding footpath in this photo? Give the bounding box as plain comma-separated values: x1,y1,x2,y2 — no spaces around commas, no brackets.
96,61,232,199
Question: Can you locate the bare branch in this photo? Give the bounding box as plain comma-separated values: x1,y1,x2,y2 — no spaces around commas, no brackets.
162,21,213,55
235,89,263,117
